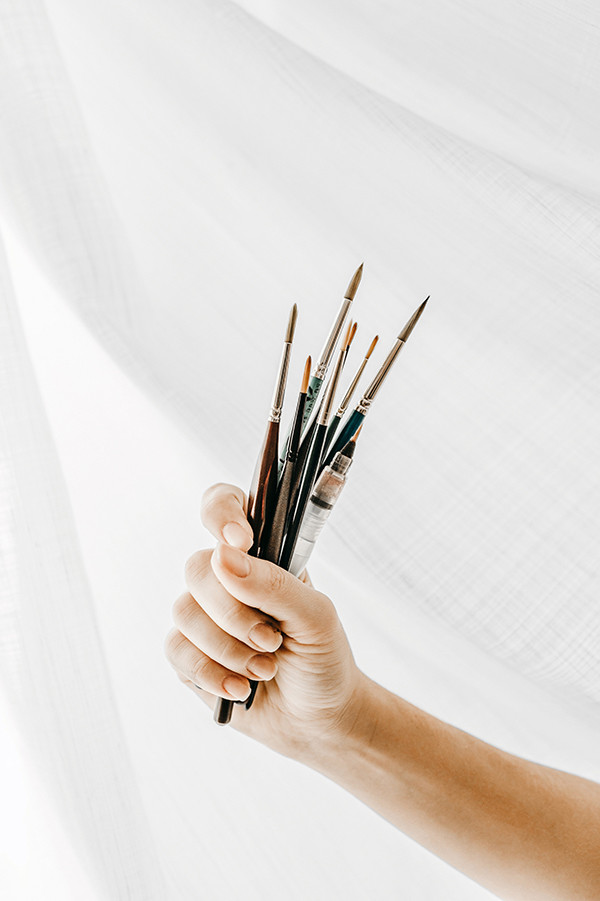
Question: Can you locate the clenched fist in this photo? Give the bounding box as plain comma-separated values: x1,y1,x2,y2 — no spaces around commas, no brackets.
165,482,366,760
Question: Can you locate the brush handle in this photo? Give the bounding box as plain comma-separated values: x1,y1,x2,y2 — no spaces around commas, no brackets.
303,375,323,426
278,375,322,472
282,410,318,549
280,423,328,570
322,414,342,460
322,409,365,469
213,420,280,725
261,457,295,566
247,421,280,554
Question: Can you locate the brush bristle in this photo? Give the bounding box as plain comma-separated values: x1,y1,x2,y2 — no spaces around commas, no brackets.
301,356,311,393
397,296,429,343
285,303,298,343
343,319,354,350
348,321,358,348
344,263,364,301
366,335,379,358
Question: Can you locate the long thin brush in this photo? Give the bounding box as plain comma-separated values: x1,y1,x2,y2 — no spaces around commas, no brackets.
262,356,311,564
323,296,429,467
214,303,297,726
323,333,378,457
278,264,363,471
279,324,348,570
281,319,353,553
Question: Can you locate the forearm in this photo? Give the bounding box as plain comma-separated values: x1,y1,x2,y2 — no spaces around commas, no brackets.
305,675,600,901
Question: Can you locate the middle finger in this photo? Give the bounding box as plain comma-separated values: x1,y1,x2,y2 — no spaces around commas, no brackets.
184,549,283,653
172,591,279,681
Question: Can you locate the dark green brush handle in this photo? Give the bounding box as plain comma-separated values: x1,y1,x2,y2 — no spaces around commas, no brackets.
322,408,365,468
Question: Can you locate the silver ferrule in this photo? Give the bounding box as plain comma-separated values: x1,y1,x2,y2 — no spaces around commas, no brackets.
355,396,373,416
336,356,369,417
314,297,352,380
269,342,292,423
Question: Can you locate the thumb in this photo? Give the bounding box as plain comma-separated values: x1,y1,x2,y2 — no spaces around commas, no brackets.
211,542,337,640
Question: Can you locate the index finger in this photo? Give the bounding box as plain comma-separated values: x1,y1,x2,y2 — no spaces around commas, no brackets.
200,482,254,550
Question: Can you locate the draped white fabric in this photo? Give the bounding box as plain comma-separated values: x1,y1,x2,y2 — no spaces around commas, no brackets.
1,1,599,898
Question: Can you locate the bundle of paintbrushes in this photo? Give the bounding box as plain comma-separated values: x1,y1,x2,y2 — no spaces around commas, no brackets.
215,265,428,724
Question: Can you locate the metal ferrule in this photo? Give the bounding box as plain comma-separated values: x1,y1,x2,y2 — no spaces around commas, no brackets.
314,297,352,380
269,342,292,422
336,357,369,417
355,396,373,416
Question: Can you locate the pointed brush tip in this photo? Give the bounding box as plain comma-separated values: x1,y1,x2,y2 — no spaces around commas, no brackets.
301,356,311,392
366,334,379,357
352,424,363,442
285,303,298,343
397,295,429,342
345,263,364,300
348,321,358,346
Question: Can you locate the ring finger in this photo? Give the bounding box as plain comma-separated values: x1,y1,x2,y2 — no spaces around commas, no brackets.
165,628,253,701
172,591,279,683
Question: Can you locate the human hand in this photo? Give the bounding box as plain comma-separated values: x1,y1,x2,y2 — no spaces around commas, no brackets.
164,483,366,760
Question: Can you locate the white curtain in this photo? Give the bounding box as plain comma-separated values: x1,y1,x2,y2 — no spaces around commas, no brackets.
1,1,599,898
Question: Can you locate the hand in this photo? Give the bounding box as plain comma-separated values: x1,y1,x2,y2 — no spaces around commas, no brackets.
164,483,366,760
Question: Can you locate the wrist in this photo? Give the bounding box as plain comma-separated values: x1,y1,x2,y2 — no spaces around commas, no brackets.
297,671,383,772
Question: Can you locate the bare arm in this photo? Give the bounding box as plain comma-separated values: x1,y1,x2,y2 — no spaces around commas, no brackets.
309,677,600,901
165,483,600,901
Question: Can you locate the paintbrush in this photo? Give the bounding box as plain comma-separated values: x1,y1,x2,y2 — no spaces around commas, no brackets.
289,427,362,577
323,296,429,467
278,264,362,471
279,323,348,570
323,333,378,457
261,356,311,564
281,319,354,553
214,303,297,726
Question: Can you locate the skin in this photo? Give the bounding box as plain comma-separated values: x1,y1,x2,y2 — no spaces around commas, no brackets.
165,482,600,901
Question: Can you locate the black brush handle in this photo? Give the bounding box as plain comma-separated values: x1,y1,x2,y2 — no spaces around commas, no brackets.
279,423,327,571
213,422,279,725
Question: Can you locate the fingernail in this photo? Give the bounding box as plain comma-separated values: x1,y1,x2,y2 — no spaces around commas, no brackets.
222,675,251,701
247,655,277,680
222,521,252,549
217,543,251,577
248,622,283,652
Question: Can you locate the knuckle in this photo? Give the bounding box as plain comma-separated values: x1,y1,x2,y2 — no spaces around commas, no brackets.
190,654,211,687
267,563,287,595
202,483,237,516
184,549,213,589
312,590,339,629
164,627,185,663
172,592,197,631
212,631,234,662
218,602,245,637
202,482,230,504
